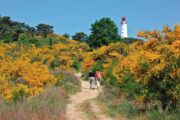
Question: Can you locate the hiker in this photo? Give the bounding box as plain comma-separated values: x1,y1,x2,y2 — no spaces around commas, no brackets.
88,70,96,90
95,70,103,89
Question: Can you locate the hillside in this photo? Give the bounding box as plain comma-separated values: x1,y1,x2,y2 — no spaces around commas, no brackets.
0,16,180,120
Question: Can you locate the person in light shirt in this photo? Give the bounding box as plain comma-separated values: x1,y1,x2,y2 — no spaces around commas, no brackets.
95,70,103,90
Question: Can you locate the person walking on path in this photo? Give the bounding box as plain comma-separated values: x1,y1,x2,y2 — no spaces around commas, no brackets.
95,70,103,90
88,70,96,90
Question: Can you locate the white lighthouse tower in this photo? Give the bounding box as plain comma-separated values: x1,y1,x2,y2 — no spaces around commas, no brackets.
121,16,128,38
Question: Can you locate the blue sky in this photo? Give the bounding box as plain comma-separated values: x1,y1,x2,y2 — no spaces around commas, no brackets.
0,0,179,37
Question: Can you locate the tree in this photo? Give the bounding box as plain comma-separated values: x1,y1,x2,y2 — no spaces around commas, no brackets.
36,24,54,37
0,16,36,42
62,33,70,39
89,17,118,48
72,32,88,42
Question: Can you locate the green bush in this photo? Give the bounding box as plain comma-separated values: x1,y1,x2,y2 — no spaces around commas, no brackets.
13,89,29,103
50,58,60,69
91,61,103,72
103,60,119,87
71,60,81,72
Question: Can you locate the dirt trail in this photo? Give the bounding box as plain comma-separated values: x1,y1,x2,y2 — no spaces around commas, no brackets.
66,73,112,120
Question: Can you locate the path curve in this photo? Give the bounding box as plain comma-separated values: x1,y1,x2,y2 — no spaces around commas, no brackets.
66,73,111,120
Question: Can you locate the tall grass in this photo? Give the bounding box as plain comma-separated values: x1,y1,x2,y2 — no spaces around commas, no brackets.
144,110,180,120
0,87,67,120
0,71,81,120
97,86,180,120
55,71,81,95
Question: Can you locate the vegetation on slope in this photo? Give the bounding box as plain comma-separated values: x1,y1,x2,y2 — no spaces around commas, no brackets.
83,25,180,119
0,15,179,120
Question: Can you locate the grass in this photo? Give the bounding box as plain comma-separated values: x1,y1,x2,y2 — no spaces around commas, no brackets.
0,87,67,120
0,70,81,120
144,110,180,120
108,102,138,119
55,71,81,95
96,86,180,120
79,100,98,120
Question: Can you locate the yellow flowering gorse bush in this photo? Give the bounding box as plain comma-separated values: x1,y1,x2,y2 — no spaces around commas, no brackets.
0,35,88,100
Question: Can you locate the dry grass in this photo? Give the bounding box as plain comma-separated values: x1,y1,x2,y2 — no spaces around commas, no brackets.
0,87,67,120
0,107,66,120
0,70,81,120
55,70,81,95
79,100,98,120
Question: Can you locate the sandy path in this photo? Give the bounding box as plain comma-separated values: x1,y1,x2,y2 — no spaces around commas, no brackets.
66,73,112,120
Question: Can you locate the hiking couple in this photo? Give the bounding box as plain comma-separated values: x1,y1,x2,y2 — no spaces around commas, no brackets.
88,70,103,90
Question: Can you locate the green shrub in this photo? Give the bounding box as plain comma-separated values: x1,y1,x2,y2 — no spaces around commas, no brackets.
50,58,60,69
93,61,103,71
71,60,81,72
13,89,29,103
120,72,143,99
103,60,118,87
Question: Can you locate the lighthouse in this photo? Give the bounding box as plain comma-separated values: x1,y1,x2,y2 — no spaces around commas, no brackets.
121,16,128,38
